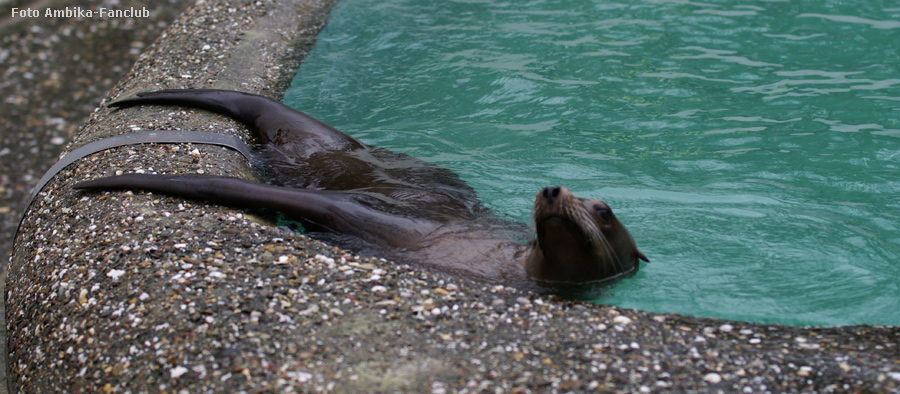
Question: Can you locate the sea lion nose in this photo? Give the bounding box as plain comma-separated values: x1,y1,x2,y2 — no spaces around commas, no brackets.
541,186,562,203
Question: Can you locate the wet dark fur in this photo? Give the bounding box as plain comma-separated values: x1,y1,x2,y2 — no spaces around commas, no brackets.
76,89,646,291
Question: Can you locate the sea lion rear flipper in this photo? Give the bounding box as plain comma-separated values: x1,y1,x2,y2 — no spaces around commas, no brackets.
75,173,422,248
109,89,362,151
109,89,270,128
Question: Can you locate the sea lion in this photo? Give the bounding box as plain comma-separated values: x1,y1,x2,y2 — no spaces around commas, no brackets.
526,186,648,283
75,89,648,290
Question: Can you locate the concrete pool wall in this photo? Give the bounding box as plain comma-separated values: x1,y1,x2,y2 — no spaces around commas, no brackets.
7,0,900,392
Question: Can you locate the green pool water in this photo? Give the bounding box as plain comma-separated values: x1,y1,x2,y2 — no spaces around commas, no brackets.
285,0,900,327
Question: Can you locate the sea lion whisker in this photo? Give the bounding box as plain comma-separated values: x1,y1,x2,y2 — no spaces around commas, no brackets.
559,195,629,276
573,203,626,274
593,226,625,275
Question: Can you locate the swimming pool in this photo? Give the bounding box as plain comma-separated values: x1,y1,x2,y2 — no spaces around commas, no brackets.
285,0,900,326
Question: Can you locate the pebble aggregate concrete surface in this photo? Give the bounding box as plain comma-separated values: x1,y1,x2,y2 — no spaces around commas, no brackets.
5,0,900,393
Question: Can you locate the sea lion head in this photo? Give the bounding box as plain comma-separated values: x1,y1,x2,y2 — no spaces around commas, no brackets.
525,186,648,284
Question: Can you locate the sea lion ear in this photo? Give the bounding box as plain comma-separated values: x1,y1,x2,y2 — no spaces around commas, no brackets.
636,250,649,263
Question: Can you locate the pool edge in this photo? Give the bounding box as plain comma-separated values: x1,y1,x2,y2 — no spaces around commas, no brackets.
7,0,900,392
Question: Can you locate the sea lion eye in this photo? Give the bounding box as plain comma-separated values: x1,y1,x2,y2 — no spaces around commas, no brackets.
595,206,612,223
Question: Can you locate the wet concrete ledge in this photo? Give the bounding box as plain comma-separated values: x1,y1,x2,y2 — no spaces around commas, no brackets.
7,0,900,392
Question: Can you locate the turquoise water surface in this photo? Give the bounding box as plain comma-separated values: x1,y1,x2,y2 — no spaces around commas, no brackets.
285,0,900,327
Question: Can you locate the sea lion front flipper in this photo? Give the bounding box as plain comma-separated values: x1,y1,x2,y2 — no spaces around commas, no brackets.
75,174,428,248
109,89,363,152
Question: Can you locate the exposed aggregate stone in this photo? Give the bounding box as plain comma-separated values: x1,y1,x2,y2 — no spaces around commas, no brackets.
6,0,900,393
1,1,194,392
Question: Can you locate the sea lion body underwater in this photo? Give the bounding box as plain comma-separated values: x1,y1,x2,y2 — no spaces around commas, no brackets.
76,89,648,290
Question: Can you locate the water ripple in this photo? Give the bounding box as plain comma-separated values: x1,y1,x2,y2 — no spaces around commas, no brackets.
762,33,827,40
721,116,802,124
693,9,758,17
641,72,749,84
814,118,900,135
731,70,900,98
798,13,900,29
672,46,782,67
